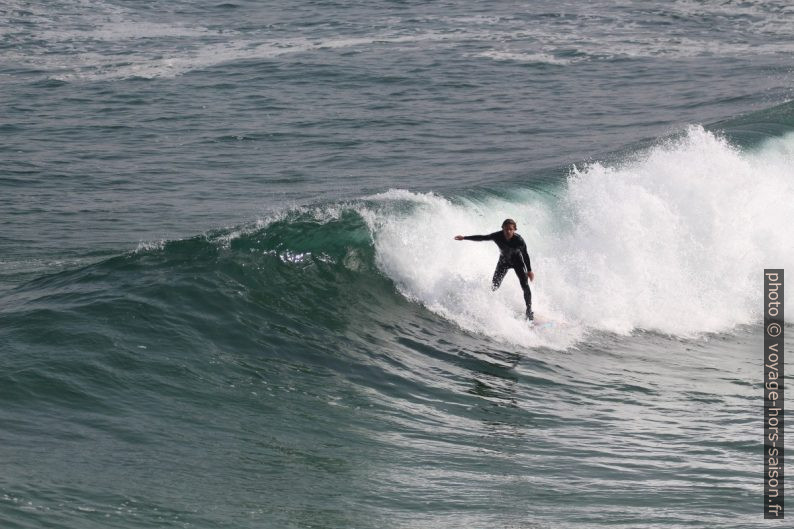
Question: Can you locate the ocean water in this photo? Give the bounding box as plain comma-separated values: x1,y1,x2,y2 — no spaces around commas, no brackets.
1,1,793,527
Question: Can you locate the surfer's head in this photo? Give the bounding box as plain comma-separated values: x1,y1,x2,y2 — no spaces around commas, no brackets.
501,218,517,239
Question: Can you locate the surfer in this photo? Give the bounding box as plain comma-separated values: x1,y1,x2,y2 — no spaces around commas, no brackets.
454,218,535,320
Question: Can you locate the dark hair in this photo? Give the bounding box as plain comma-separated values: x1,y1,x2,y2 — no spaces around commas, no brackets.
501,218,517,229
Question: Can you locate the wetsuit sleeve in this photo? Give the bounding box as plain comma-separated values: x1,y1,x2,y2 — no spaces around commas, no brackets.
521,242,532,272
462,234,494,241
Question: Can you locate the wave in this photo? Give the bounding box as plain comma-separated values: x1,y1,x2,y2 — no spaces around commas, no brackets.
713,100,794,146
5,121,792,357
373,125,793,338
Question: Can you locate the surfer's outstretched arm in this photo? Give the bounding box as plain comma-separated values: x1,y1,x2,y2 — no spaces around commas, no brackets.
454,234,493,241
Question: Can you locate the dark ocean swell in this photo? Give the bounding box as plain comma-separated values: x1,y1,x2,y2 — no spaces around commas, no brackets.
2,104,792,528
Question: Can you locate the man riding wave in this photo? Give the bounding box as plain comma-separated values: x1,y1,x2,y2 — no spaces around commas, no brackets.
454,218,535,321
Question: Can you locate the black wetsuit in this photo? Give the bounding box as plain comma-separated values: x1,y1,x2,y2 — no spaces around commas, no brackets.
463,231,533,319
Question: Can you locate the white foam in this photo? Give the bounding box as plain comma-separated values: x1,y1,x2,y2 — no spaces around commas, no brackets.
362,128,794,347
134,240,166,253
359,190,584,350
476,50,572,65
552,127,794,335
41,32,465,81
